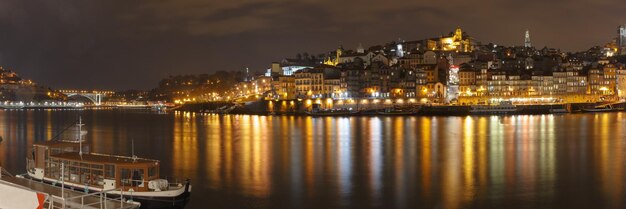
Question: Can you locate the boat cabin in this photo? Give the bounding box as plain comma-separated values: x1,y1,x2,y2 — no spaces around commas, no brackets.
29,141,161,192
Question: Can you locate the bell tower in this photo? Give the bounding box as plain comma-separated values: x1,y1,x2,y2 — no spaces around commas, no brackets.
617,25,626,55
524,29,531,48
454,27,463,40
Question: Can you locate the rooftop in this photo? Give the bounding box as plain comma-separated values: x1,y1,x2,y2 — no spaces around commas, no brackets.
51,152,158,166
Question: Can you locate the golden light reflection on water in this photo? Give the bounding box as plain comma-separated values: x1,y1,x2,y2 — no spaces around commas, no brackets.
3,110,626,209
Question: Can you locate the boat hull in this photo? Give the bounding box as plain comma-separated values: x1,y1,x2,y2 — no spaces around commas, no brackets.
376,111,417,116
26,176,191,209
469,109,517,115
581,108,623,113
305,111,360,116
113,190,191,209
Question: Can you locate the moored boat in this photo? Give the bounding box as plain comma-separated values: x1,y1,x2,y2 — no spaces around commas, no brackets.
470,101,517,115
581,104,623,112
24,117,191,209
549,108,569,114
549,104,570,114
305,108,359,116
376,107,418,116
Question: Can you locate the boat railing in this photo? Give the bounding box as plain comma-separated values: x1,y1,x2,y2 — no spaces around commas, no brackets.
120,177,188,191
26,158,35,171
0,166,14,178
48,188,138,209
164,177,190,188
1,168,137,209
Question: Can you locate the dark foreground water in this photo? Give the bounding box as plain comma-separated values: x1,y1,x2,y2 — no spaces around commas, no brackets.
1,109,626,209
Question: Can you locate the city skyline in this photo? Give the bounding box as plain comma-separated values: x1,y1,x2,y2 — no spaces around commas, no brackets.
0,0,625,90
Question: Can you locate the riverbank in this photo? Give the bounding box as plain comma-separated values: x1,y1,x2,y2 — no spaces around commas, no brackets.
177,100,626,116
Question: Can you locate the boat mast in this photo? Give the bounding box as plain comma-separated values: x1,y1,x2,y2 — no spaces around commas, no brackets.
132,138,137,162
77,116,84,157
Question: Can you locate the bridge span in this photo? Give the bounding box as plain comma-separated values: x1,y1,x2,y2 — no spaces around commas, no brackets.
59,90,115,106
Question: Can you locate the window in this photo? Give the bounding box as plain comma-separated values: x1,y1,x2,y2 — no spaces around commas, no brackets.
105,165,115,179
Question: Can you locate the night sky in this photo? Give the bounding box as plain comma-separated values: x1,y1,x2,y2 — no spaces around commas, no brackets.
0,0,625,90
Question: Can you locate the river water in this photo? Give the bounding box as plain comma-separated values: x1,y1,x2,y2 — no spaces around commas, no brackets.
1,109,626,209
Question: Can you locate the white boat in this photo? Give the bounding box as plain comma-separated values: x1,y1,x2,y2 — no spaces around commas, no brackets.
581,105,623,113
470,101,517,115
24,117,191,209
549,108,569,114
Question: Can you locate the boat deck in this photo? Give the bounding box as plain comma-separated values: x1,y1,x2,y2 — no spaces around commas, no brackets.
0,172,139,209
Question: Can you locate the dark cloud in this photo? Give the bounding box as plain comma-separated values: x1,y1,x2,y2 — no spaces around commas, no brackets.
0,0,624,89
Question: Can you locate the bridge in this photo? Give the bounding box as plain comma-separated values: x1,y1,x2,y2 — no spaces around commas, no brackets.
59,90,115,105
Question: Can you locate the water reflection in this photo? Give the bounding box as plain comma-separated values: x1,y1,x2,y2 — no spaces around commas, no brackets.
1,110,626,208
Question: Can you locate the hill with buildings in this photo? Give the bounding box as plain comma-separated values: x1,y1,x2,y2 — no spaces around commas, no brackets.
0,66,64,101
152,26,626,106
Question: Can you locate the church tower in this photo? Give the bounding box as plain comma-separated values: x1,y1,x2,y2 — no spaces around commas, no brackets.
524,30,531,48
617,25,626,55
356,43,364,54
453,27,463,40
323,46,343,66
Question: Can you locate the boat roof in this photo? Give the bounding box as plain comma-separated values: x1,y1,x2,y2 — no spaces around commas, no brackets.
33,140,85,148
51,152,159,166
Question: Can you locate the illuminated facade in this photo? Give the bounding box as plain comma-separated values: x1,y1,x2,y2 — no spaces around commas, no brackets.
294,67,342,99
437,27,473,52
323,47,343,66
455,63,621,104
277,76,295,100
618,67,626,98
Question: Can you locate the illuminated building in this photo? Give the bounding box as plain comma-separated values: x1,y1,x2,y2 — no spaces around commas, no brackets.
338,50,389,66
340,65,363,98
265,61,315,77
323,47,343,66
399,51,437,68
617,67,626,98
432,27,473,52
277,76,295,100
530,73,554,96
587,65,617,96
295,68,323,98
458,66,476,97
524,30,531,48
563,64,587,94
323,73,342,98
294,67,342,99
588,68,603,94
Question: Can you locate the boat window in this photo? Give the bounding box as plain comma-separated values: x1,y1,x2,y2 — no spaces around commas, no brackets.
132,169,145,187
121,168,131,187
120,168,145,187
92,169,105,186
51,148,61,155
148,167,157,178
48,159,61,179
105,165,115,179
